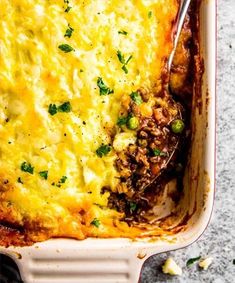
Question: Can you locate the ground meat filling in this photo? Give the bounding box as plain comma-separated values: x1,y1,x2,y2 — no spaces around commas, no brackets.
107,87,185,220
116,115,180,194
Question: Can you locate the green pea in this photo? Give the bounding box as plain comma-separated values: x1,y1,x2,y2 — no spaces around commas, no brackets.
127,116,139,130
171,119,185,134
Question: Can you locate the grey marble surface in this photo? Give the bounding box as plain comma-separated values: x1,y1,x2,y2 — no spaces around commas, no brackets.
140,1,235,282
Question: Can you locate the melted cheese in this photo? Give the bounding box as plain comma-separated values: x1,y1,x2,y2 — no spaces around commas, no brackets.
0,0,179,242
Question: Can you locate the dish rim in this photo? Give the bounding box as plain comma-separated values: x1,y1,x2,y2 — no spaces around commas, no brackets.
0,1,216,282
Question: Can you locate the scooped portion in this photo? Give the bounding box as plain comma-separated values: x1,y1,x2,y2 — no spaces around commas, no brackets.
108,86,185,223
115,88,184,194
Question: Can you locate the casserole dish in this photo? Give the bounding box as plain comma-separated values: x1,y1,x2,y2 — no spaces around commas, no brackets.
0,0,216,282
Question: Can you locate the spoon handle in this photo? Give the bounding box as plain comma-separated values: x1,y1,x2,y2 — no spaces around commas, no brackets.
168,0,192,70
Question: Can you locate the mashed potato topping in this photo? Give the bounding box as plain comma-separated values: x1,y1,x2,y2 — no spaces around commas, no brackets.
0,0,179,244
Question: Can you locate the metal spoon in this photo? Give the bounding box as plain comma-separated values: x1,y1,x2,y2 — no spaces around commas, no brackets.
168,0,192,70
136,0,192,195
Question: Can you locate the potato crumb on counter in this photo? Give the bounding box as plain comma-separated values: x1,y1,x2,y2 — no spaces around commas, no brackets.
162,257,182,276
199,257,213,270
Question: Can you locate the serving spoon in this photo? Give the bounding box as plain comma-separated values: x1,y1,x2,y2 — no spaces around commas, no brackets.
135,0,192,195
168,0,192,70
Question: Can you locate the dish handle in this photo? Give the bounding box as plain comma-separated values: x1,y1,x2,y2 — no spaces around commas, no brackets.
1,248,146,283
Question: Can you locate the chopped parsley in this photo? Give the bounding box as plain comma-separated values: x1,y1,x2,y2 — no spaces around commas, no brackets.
117,50,133,74
64,0,72,12
148,11,152,18
152,148,168,157
64,24,74,38
117,50,125,64
117,116,128,126
130,202,137,213
57,102,72,113
21,162,34,174
59,176,68,184
48,102,72,115
91,218,100,228
17,177,23,184
186,256,201,267
58,44,74,53
53,176,68,188
65,6,72,12
96,144,111,157
130,92,143,105
117,113,133,127
118,30,128,35
39,171,48,180
48,104,57,115
97,77,114,96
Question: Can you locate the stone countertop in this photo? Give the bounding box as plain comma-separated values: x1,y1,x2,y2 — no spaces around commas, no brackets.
140,1,235,282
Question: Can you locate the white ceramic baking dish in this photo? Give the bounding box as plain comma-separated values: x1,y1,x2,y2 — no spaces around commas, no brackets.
0,1,216,282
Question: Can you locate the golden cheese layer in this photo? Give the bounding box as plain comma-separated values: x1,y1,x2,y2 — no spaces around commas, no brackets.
0,0,179,243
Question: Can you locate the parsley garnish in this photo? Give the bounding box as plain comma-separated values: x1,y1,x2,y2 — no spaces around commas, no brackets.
58,44,74,53
96,144,111,157
97,77,114,96
48,104,57,115
117,50,133,74
21,162,34,174
130,92,143,105
117,50,125,64
186,256,201,267
130,202,137,213
91,218,100,228
152,148,168,157
39,171,48,180
48,102,72,115
117,113,133,126
59,176,67,183
64,24,74,38
148,11,152,18
65,6,72,12
64,0,72,12
17,177,23,184
117,116,128,126
118,30,128,35
58,102,72,113
54,176,67,188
